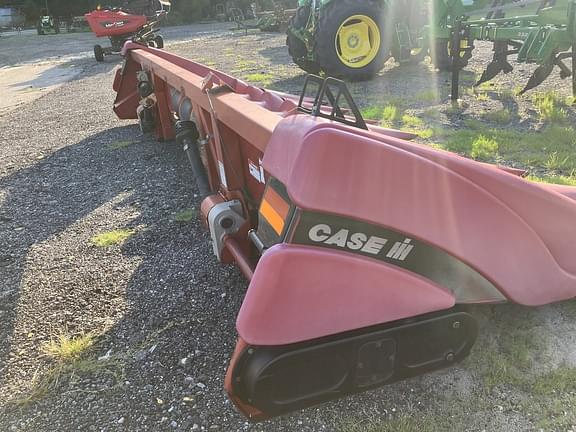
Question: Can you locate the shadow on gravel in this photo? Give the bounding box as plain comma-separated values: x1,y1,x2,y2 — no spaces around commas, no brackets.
0,122,250,428
0,126,142,379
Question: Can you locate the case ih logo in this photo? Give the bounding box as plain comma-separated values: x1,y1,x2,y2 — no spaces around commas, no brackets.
308,224,414,261
101,20,128,29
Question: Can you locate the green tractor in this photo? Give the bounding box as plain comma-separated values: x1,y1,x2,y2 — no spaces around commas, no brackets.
286,0,473,80
37,8,60,35
286,0,576,95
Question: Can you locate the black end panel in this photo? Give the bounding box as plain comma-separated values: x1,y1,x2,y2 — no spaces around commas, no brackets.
231,310,477,418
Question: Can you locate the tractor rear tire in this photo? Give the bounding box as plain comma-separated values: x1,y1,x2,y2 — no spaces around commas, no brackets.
432,38,473,72
314,0,389,81
286,6,321,75
154,35,164,49
94,44,104,62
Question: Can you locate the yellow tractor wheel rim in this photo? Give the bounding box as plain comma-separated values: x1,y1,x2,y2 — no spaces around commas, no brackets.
335,15,381,68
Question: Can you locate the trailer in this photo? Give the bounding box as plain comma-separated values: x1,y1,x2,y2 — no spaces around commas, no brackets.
112,43,576,420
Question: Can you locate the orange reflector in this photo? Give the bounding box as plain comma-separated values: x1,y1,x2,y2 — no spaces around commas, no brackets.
259,187,290,236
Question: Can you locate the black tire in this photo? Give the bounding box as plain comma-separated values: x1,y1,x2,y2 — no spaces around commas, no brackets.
314,0,389,80
431,38,473,72
94,44,104,62
154,35,164,49
286,6,322,75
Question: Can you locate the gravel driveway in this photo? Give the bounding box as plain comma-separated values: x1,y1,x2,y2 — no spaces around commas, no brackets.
1,23,575,432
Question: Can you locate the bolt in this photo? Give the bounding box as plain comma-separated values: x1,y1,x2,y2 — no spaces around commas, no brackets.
220,217,234,229
247,348,254,355
452,321,461,329
445,352,455,362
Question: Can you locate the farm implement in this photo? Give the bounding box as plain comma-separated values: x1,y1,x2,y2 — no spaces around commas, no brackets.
287,0,576,96
85,0,170,62
112,43,576,420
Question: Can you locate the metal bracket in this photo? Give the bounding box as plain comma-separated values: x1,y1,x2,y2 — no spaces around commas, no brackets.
207,200,246,261
298,75,368,130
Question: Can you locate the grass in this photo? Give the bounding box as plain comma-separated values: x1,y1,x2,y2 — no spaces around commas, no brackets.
532,366,576,396
91,229,135,247
174,208,197,223
382,105,402,123
527,173,576,186
13,330,123,406
414,90,439,103
436,124,576,170
244,72,274,87
532,91,569,124
481,108,512,125
107,140,135,150
42,333,95,362
362,104,433,139
467,329,542,391
470,135,499,161
521,367,576,430
340,414,456,432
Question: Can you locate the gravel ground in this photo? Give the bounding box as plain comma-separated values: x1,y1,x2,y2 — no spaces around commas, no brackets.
1,25,575,432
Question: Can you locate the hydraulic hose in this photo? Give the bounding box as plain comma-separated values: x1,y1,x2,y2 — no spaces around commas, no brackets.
175,120,211,198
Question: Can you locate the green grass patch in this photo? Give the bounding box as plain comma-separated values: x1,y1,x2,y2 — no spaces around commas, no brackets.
340,414,455,432
520,367,576,430
91,229,135,247
401,114,424,129
382,105,402,123
482,108,512,125
532,366,576,396
532,91,569,124
466,325,542,391
235,60,257,71
470,135,499,160
174,208,197,223
12,330,123,405
527,173,576,186
361,105,386,120
42,332,94,362
244,73,274,87
107,140,135,150
360,103,403,124
437,124,576,171
414,90,439,103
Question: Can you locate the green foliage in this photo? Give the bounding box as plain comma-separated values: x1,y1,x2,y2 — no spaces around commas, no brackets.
470,135,499,160
244,73,274,87
465,316,542,392
107,140,135,150
521,367,576,430
91,229,134,247
527,173,576,186
42,332,95,362
482,108,512,125
174,208,197,223
382,105,402,123
532,91,569,124
438,124,576,173
340,415,455,432
532,366,576,396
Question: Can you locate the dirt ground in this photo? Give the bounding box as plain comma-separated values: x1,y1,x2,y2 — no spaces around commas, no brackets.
1,23,576,432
